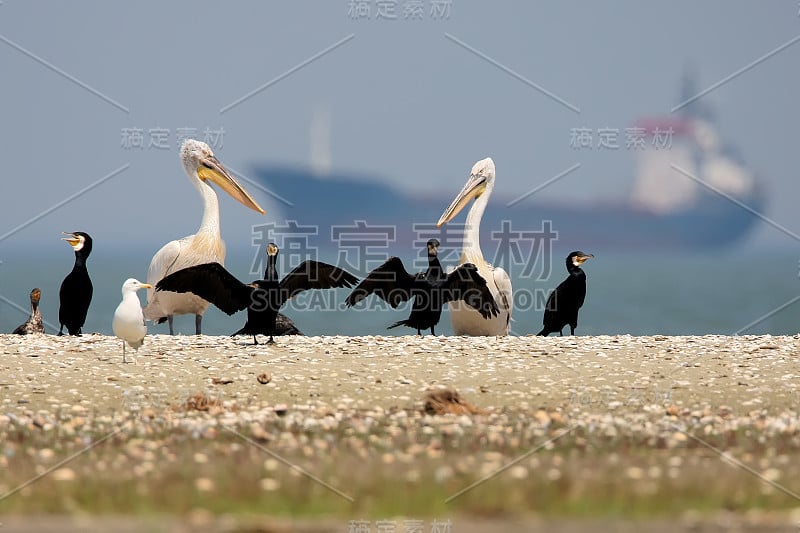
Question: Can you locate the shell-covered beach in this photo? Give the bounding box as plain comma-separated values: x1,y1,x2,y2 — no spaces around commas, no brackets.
1,333,799,532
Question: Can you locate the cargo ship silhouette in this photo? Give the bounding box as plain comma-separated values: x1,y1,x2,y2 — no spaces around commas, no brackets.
249,75,765,255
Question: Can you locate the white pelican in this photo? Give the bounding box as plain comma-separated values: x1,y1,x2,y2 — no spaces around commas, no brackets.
113,278,151,364
437,157,512,336
143,139,265,334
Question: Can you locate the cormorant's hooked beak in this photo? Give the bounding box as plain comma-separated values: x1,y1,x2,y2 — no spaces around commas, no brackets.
575,253,594,265
196,154,266,215
61,232,81,248
436,173,487,227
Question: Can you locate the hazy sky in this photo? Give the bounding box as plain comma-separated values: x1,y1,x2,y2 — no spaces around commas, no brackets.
1,1,798,253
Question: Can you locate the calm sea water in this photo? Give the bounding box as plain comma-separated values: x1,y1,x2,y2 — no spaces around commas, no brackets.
1,247,798,338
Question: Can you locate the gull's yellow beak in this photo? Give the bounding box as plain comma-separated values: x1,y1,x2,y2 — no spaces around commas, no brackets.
140,283,152,289
436,173,487,227
196,154,266,215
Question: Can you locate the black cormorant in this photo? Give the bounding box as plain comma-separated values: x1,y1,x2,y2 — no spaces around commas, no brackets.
156,243,357,344
261,246,305,337
345,248,499,335
58,232,93,336
274,313,303,336
425,239,445,281
538,251,593,336
13,288,44,335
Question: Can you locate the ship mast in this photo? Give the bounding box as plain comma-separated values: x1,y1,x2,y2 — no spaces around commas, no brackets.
677,64,715,123
310,109,332,177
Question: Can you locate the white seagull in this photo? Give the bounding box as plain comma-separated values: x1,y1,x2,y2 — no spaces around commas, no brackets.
143,139,265,334
437,157,512,336
113,278,151,363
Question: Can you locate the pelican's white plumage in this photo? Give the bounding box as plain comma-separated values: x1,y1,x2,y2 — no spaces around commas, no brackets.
113,278,151,363
143,139,265,334
437,157,512,336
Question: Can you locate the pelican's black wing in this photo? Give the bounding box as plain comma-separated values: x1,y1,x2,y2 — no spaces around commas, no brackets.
345,256,417,309
443,263,500,319
278,260,358,305
155,262,254,315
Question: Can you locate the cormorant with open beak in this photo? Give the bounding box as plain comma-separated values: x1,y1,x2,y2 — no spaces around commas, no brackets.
156,243,358,344
58,232,93,336
538,251,594,336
